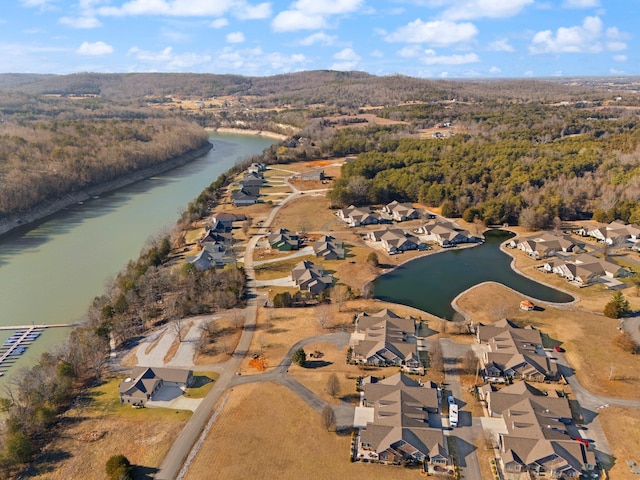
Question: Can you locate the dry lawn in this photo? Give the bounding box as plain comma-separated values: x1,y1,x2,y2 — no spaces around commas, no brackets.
29,376,191,479
194,312,244,365
269,194,341,232
184,382,419,480
455,282,640,399
598,407,640,480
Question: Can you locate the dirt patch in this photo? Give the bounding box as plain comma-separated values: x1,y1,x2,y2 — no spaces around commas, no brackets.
184,382,419,480
194,314,243,364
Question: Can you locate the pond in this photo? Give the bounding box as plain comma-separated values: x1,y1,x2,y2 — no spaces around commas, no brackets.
373,229,574,319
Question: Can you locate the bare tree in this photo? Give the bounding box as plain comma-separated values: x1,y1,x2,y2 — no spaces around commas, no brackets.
326,373,340,398
321,405,337,431
330,284,351,312
172,317,185,342
429,341,444,374
460,350,478,375
316,303,332,329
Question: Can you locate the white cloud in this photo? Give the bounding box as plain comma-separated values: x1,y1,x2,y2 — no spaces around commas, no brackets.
441,0,533,20
77,41,113,56
21,0,57,9
99,0,271,18
530,16,604,54
272,0,363,32
524,70,534,76
299,32,337,46
226,31,245,43
128,46,212,70
489,66,501,73
488,38,514,52
236,2,271,19
210,18,229,28
331,47,360,70
613,54,627,62
609,68,624,75
563,0,599,8
291,0,363,15
370,49,383,57
420,51,480,65
385,19,478,46
59,16,101,28
398,45,423,58
212,46,308,74
272,10,326,31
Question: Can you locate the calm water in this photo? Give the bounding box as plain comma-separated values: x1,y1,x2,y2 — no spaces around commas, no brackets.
374,229,574,320
0,132,275,382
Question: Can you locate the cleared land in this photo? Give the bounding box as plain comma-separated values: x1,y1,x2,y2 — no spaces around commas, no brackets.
598,407,640,480
184,382,421,480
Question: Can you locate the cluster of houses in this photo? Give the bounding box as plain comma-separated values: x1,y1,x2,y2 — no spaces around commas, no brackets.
268,228,300,251
355,373,452,474
478,382,596,477
415,220,482,247
350,309,422,373
290,260,333,294
576,220,640,247
187,212,246,271
476,319,558,383
336,200,428,227
231,163,266,206
541,253,631,286
512,230,632,286
364,228,427,255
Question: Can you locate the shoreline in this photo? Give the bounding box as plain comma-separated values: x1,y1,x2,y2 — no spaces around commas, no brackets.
0,142,213,238
211,127,289,141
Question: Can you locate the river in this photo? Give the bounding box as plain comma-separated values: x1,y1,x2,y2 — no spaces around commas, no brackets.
374,229,574,320
0,132,276,385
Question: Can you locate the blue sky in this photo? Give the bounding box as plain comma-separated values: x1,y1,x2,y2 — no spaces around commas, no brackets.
1,0,637,78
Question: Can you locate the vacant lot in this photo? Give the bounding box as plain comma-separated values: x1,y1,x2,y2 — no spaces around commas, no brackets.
184,382,420,480
28,376,191,479
599,407,640,480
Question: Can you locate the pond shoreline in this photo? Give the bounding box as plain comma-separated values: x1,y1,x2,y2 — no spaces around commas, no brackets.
0,142,213,238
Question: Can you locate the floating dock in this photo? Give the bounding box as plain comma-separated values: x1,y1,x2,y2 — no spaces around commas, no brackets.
0,324,76,376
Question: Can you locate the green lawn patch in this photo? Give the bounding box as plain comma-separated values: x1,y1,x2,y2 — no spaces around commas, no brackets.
185,372,219,398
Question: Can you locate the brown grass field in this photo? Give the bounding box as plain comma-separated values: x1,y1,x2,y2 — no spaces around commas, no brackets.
28,376,191,479
599,407,640,480
184,382,420,480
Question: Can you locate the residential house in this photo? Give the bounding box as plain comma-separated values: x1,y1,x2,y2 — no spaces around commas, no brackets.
268,228,300,251
199,228,233,247
545,253,630,285
187,248,218,271
483,382,596,478
365,228,426,254
313,235,345,260
290,260,333,294
247,162,266,174
477,319,558,383
381,200,422,222
350,309,422,373
586,220,638,246
207,212,246,232
336,205,382,227
516,232,577,259
300,169,325,181
231,187,259,206
356,373,450,469
119,367,194,406
416,220,480,247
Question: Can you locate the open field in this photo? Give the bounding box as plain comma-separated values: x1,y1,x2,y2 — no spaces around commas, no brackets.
269,193,341,232
598,407,640,480
194,312,244,365
28,376,191,480
184,382,421,480
455,282,640,398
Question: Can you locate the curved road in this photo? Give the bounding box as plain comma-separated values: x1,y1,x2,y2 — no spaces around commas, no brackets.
156,175,331,480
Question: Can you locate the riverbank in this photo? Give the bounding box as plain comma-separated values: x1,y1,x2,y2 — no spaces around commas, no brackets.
0,142,213,238
212,127,289,141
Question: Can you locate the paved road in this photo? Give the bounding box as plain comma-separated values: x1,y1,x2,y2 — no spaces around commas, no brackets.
155,177,335,479
439,339,483,480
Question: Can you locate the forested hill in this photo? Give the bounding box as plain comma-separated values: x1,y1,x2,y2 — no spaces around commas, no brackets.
1,71,632,107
